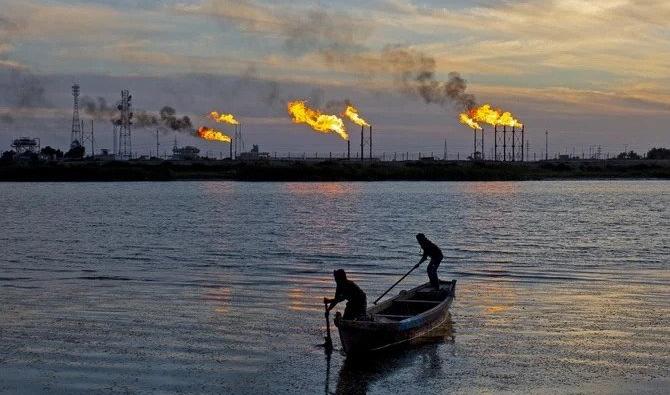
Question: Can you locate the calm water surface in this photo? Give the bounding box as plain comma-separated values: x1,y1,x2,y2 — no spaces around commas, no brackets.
1,181,668,394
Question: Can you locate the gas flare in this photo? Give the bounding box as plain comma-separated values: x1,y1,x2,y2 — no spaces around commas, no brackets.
459,113,481,130
343,105,370,127
197,126,231,143
287,101,348,140
209,111,240,125
459,104,522,129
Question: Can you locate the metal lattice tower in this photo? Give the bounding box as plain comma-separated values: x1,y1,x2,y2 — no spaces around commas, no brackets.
233,124,244,158
117,90,133,159
70,84,83,147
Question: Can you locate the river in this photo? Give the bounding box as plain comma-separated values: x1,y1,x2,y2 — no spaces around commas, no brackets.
1,181,668,393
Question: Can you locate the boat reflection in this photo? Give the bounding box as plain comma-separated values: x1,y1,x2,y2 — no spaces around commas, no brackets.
326,314,454,395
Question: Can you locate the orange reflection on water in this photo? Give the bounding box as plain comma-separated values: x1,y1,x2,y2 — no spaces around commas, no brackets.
202,287,232,314
283,182,352,196
460,280,518,319
288,287,322,312
458,181,520,195
486,306,509,314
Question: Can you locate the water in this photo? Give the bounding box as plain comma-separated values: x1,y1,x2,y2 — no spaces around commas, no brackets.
1,181,668,394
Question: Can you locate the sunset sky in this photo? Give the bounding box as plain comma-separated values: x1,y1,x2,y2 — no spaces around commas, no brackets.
1,0,669,157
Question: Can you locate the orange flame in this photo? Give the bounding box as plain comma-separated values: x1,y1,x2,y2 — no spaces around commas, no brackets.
343,105,370,127
287,101,348,141
459,104,523,129
209,111,239,125
459,113,481,130
197,126,231,143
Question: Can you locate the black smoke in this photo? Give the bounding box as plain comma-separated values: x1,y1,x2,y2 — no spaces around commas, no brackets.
132,106,192,132
379,46,476,110
80,96,115,121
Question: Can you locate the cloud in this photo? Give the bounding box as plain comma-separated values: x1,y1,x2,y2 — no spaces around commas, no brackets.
175,0,477,109
175,0,371,56
375,0,670,79
476,84,670,117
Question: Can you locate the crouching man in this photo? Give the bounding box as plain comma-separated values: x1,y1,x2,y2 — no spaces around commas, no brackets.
324,269,367,320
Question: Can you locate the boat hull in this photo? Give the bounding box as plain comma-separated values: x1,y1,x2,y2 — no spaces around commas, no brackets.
335,280,456,355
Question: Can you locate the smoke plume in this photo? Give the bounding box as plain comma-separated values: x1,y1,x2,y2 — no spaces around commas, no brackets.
379,46,476,110
81,96,115,121
132,106,193,132
194,1,476,111
324,98,352,114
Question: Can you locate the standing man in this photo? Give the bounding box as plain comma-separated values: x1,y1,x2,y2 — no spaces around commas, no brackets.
324,269,367,320
415,233,443,289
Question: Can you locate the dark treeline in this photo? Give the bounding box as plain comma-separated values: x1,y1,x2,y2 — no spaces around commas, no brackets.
1,157,669,182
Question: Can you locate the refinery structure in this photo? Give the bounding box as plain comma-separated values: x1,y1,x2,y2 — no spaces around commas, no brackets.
1,79,542,163
13,81,656,164
2,81,668,182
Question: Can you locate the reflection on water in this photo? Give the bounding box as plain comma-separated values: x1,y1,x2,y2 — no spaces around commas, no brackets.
202,287,232,314
283,182,355,196
456,181,520,195
329,316,454,395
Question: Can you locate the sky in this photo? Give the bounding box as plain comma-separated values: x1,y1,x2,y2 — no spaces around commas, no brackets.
1,0,669,158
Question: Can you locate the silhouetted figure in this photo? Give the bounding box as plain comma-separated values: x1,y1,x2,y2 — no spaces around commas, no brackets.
325,269,367,320
415,233,443,288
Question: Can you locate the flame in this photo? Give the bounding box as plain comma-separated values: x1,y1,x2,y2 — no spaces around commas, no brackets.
459,104,523,129
197,126,231,143
343,105,370,127
287,101,348,141
459,113,481,130
209,111,239,125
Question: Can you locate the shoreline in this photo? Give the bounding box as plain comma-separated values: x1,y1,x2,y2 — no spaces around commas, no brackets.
1,158,669,181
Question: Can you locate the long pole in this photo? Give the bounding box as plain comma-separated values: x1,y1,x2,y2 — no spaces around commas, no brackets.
90,120,94,156
494,125,498,161
369,125,372,159
481,128,485,160
503,126,507,161
374,263,421,304
512,126,516,162
323,302,333,350
360,125,364,161
347,140,350,159
521,125,525,162
155,129,159,159
234,125,238,158
545,130,549,160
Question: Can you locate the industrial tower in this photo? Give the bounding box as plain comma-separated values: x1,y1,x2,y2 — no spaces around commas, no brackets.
117,90,133,159
233,124,244,158
70,84,83,148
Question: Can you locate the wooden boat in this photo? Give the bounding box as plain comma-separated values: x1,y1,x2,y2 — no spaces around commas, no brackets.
334,279,456,354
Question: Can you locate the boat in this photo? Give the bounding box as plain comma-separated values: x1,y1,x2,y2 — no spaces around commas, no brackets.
334,279,456,354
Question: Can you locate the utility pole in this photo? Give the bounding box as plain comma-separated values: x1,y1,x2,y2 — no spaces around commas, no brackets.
443,139,447,160
369,125,372,159
155,130,160,159
90,120,94,156
545,130,548,160
360,125,364,161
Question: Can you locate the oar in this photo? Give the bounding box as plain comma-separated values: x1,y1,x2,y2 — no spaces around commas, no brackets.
323,301,333,351
373,261,421,304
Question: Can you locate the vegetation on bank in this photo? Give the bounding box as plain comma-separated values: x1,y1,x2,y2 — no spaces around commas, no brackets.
0,158,669,181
